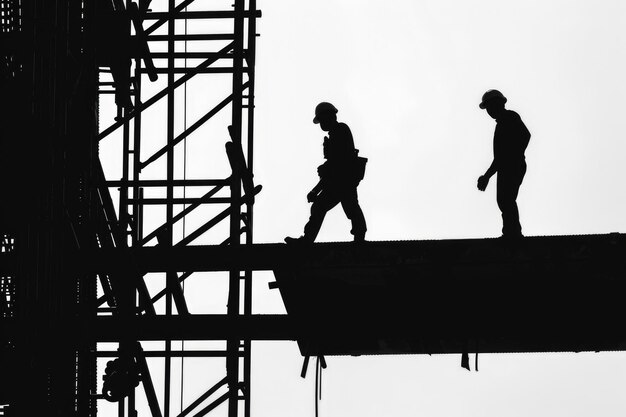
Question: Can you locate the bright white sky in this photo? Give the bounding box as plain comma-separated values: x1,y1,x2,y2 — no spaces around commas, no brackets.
99,1,626,416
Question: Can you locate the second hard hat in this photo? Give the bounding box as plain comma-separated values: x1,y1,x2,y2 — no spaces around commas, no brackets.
479,89,507,109
313,102,338,124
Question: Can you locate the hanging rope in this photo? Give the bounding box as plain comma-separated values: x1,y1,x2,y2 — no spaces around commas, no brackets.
314,357,321,417
313,356,327,417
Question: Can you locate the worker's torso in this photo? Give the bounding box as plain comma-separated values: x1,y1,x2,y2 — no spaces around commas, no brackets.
323,122,355,163
493,110,530,169
321,122,357,189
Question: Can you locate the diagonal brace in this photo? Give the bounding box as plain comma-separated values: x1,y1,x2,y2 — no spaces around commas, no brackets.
177,377,227,417
144,0,197,35
140,81,250,170
97,41,234,141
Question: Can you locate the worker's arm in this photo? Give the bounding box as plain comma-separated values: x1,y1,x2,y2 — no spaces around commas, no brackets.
308,180,323,203
477,160,497,191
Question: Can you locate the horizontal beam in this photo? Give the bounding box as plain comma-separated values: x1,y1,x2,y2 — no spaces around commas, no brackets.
104,179,229,187
144,10,261,20
2,313,626,355
147,34,235,42
103,315,294,342
149,52,234,59
4,234,625,276
88,243,288,273
0,315,293,342
84,233,626,274
127,197,234,205
96,350,241,358
139,67,250,74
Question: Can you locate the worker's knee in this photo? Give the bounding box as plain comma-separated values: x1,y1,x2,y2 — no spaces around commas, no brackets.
310,201,329,217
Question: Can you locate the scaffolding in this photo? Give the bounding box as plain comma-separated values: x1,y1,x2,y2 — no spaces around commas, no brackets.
0,0,261,415
95,1,260,417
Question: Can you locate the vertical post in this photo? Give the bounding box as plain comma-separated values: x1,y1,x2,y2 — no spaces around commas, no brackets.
130,4,143,411
119,0,132,243
119,7,137,417
132,47,143,246
119,398,126,417
243,2,256,417
164,1,176,416
228,1,245,417
129,385,136,417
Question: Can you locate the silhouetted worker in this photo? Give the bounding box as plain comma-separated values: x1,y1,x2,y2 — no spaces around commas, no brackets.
285,102,367,244
477,89,531,238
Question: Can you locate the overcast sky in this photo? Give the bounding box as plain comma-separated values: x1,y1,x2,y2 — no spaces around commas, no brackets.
99,1,626,416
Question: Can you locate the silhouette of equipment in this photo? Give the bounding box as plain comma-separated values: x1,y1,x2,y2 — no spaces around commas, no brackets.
226,125,257,202
102,357,141,402
349,149,368,184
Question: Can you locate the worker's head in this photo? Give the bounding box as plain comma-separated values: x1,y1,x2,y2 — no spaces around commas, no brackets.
313,102,338,131
479,89,507,119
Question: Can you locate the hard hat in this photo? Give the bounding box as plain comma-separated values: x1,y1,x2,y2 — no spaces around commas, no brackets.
479,89,507,109
313,102,338,124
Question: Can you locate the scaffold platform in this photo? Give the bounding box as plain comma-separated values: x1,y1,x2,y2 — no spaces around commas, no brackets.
272,233,626,357
3,234,625,357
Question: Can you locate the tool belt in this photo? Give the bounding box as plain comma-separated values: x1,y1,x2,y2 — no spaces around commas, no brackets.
353,149,367,183
317,149,367,186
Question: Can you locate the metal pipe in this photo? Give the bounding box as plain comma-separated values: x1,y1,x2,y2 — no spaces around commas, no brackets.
144,10,261,20
127,197,239,205
163,1,176,415
104,179,228,187
147,34,235,42
227,2,245,417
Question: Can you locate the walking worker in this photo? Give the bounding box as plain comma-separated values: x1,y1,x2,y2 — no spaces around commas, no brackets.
285,102,367,244
477,89,531,238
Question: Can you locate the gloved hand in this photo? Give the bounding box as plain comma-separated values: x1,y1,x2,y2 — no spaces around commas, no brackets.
477,175,489,191
317,163,329,178
307,190,318,203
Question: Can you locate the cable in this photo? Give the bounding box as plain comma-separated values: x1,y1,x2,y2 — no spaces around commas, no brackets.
314,357,323,417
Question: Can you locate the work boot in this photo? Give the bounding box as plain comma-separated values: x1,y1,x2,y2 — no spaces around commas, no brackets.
353,234,366,243
284,236,313,245
499,232,523,241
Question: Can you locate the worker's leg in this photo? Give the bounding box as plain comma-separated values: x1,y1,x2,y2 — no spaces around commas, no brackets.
302,190,340,242
496,164,526,237
111,58,133,109
340,187,367,241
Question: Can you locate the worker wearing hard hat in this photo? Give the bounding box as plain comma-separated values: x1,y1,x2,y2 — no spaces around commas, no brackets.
477,89,531,238
285,102,367,244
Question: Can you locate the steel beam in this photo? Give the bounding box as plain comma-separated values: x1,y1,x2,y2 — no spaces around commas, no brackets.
144,10,261,20
147,34,235,42
85,234,626,274
104,179,228,187
92,315,294,341
139,68,250,74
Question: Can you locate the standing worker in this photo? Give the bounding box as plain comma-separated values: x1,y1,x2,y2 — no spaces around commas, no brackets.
285,102,367,244
477,89,531,238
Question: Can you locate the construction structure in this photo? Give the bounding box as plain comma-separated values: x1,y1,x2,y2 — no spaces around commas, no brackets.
1,1,626,417
1,0,260,415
